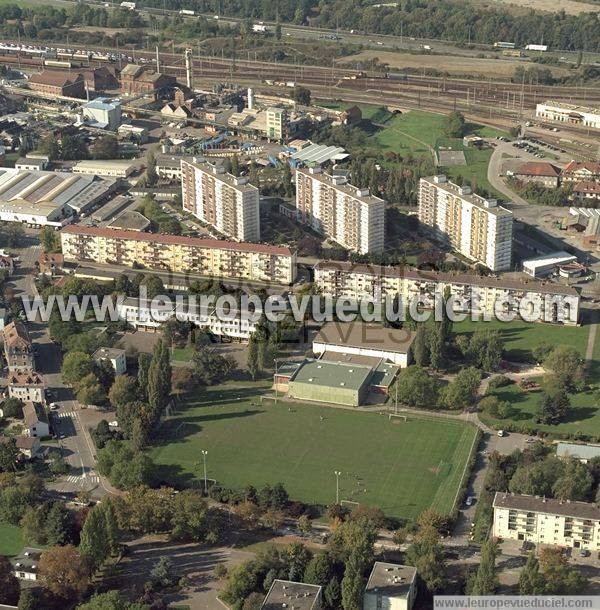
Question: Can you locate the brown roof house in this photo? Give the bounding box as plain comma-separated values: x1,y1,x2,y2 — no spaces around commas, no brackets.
2,321,34,371
573,181,600,200
8,371,45,404
82,66,120,93
22,402,49,438
119,63,176,97
563,161,600,184
37,252,64,276
15,435,41,460
28,70,86,99
512,161,561,188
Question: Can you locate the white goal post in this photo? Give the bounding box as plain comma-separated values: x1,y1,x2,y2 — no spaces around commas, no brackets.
388,413,408,422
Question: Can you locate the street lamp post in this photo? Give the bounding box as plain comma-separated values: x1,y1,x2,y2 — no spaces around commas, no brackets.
274,358,279,406
334,470,341,505
201,450,208,495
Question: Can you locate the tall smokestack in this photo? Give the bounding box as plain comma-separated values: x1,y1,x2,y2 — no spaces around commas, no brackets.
185,48,193,90
155,46,160,73
247,87,254,110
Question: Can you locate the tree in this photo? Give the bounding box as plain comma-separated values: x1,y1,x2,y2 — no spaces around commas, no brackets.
137,353,152,397
467,539,498,594
293,85,311,106
392,365,439,408
552,458,593,501
76,375,106,407
544,345,585,391
324,576,341,610
147,339,171,424
38,545,90,600
38,134,60,161
79,506,110,572
2,397,24,419
298,514,312,535
77,590,148,610
108,375,139,409
0,438,19,472
341,553,364,610
442,111,466,138
61,352,95,386
519,554,545,595
193,346,236,386
39,226,61,253
144,151,158,186
171,367,198,395
441,366,481,410
161,317,190,347
405,526,446,592
45,502,73,546
537,389,570,425
412,323,429,366
0,556,19,606
304,553,333,586
467,331,503,371
91,135,119,159
247,336,260,380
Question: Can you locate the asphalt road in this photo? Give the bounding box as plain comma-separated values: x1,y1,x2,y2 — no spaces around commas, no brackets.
8,242,112,499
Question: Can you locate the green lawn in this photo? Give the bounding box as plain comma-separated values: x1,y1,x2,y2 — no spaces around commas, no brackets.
451,318,591,364
152,383,477,520
0,522,24,557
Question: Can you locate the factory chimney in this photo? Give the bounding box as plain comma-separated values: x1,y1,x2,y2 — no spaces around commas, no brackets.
247,87,254,110
185,48,194,90
155,46,160,73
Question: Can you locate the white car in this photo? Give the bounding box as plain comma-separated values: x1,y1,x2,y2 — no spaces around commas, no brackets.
49,403,59,410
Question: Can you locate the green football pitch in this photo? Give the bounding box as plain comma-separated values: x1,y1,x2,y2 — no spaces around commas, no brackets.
152,383,477,520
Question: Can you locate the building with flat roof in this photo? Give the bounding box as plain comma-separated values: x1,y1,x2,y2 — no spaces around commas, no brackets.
93,346,127,375
296,166,385,254
364,562,417,610
536,101,600,130
82,97,122,130
314,261,579,325
72,159,136,178
15,156,48,171
285,357,399,406
265,106,287,141
262,580,322,610
60,225,295,284
419,175,513,271
522,251,577,278
493,492,600,549
181,158,260,242
0,168,117,218
314,321,415,367
556,442,600,463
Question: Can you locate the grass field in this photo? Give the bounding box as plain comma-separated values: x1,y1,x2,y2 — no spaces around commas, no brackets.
0,522,24,557
451,318,591,363
152,383,477,520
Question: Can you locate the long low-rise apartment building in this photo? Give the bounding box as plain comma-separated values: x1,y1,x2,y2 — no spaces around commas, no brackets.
60,225,296,285
536,101,600,130
313,261,579,324
181,158,260,242
295,166,385,255
493,492,600,550
117,297,259,340
418,175,513,271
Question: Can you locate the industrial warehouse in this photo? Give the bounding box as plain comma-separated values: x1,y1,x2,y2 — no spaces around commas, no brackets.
0,167,117,226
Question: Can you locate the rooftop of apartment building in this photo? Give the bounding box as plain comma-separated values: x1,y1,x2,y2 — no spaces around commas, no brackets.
61,225,293,257
420,175,513,218
365,562,416,599
314,321,415,354
313,260,579,297
493,491,600,520
182,158,259,194
297,166,384,206
261,580,321,610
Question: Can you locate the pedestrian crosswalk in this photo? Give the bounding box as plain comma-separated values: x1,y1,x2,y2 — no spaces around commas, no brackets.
55,411,76,419
59,472,101,488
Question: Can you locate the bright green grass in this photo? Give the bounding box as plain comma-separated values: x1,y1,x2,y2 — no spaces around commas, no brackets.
451,318,591,364
370,110,444,156
171,347,194,362
152,383,477,520
0,522,24,557
443,147,498,197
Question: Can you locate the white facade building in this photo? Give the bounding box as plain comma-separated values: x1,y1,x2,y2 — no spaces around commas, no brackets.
363,563,417,610
72,159,136,178
313,322,414,367
418,175,513,271
493,492,600,550
93,347,127,376
296,166,385,254
181,159,260,242
536,101,600,130
522,251,577,278
82,97,122,130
